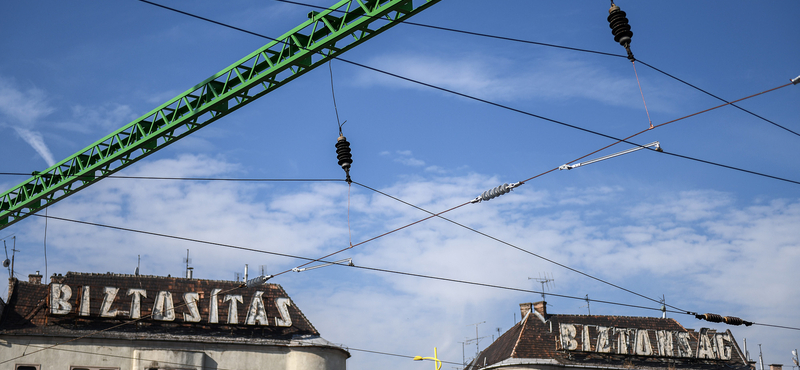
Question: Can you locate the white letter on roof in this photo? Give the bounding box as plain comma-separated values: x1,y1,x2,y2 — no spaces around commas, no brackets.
245,291,268,325
100,287,120,317
152,291,176,321
275,298,292,327
559,324,579,350
128,289,147,319
50,283,72,315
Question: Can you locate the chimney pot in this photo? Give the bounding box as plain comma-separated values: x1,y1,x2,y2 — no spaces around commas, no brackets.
534,301,547,317
28,272,43,284
519,303,533,320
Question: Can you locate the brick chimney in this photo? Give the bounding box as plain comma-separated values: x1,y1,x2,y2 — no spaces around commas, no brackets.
28,271,42,284
769,365,782,370
534,301,547,317
520,303,532,319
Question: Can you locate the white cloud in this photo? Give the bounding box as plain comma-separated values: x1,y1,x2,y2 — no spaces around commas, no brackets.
0,76,56,166
0,77,54,125
12,127,56,166
354,52,683,112
68,103,137,132
7,155,798,370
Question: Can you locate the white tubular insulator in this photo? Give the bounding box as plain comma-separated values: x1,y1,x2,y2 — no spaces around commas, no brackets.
245,275,272,287
471,182,522,203
792,75,800,85
559,141,661,170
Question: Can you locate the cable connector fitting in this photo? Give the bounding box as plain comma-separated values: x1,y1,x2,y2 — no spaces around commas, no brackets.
471,182,522,203
792,75,800,85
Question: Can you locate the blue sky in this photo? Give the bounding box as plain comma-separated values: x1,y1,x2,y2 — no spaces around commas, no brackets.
1,1,799,369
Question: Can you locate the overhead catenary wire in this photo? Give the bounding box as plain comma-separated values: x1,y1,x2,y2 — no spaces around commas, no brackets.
17,0,788,330
272,0,800,138
132,0,800,188
17,208,800,331
21,211,684,315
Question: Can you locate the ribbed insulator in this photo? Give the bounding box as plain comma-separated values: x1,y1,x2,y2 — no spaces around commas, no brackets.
481,183,511,201
336,136,353,170
723,316,744,326
701,313,724,323
608,5,633,46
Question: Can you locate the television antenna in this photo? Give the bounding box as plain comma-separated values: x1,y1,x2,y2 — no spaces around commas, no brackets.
466,321,487,359
529,273,555,301
581,294,591,315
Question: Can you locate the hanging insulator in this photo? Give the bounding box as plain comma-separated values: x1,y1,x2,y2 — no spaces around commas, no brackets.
608,2,635,61
336,135,353,183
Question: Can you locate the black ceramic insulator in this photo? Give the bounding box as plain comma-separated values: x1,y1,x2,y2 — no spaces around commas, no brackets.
336,136,353,170
608,6,633,46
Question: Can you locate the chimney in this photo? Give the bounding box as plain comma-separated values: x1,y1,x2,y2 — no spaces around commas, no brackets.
534,301,547,317
520,303,532,319
769,365,782,370
28,271,42,284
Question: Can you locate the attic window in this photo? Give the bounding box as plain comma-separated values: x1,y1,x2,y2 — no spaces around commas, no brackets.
16,365,39,370
70,367,119,370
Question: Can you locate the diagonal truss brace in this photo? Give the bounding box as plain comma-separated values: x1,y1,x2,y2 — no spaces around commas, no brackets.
0,0,442,230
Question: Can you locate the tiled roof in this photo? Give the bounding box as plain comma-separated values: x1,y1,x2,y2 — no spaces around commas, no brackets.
0,272,321,344
468,304,750,370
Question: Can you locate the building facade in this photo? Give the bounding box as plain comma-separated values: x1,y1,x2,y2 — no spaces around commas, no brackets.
467,302,751,370
0,272,349,370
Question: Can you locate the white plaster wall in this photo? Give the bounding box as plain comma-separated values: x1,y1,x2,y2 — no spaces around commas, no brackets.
0,336,347,370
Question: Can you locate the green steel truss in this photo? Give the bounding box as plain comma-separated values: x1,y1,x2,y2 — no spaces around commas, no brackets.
0,0,441,230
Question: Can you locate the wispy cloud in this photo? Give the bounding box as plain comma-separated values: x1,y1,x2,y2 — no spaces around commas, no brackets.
354,52,684,113
12,127,55,166
0,77,54,125
8,155,798,370
67,103,136,133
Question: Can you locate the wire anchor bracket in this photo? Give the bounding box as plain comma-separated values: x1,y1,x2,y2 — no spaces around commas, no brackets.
470,182,523,203
560,141,661,170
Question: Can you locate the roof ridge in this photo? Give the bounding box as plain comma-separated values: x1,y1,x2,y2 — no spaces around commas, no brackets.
510,310,530,358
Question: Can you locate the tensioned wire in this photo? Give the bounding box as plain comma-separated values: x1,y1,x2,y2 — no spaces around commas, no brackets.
19,211,800,332
0,82,794,315
131,0,800,186
273,0,800,138
15,0,788,324
17,212,735,317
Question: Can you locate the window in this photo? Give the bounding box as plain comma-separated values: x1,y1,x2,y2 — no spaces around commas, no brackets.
70,367,119,370
16,365,40,370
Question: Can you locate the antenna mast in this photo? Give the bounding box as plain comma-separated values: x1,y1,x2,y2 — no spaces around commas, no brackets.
529,273,555,302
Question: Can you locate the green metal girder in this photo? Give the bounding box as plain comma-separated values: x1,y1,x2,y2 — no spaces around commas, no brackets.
0,0,441,230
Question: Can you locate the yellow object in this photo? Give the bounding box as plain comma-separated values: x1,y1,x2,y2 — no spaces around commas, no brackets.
413,347,442,370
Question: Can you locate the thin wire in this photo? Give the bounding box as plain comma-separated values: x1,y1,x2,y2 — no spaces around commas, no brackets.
132,1,800,187
347,183,353,247
632,61,653,129
0,173,344,181
43,207,48,282
272,0,799,138
23,211,800,331
636,61,800,137
329,61,345,135
351,181,689,314
22,212,684,315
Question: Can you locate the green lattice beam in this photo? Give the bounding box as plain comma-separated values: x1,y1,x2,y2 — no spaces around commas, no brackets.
0,0,441,230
